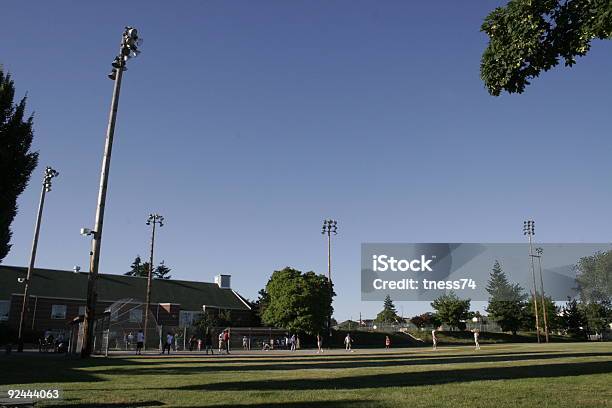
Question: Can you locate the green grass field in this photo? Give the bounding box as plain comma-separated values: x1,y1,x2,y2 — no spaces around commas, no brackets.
1,342,611,408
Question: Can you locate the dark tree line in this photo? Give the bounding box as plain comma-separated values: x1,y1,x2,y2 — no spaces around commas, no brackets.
125,255,172,280
0,68,38,263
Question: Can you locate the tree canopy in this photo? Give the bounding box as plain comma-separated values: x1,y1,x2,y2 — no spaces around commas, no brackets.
431,292,471,330
575,250,612,304
486,260,528,334
375,295,401,324
410,312,441,329
481,0,612,95
125,255,172,279
0,68,38,262
261,267,334,335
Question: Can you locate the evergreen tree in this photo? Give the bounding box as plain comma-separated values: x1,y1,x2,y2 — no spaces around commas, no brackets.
485,260,527,335
125,255,148,277
521,292,561,332
562,298,586,338
125,256,171,279
375,295,401,324
0,68,39,262
154,260,172,280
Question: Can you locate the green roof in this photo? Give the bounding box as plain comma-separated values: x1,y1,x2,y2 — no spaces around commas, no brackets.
0,265,250,311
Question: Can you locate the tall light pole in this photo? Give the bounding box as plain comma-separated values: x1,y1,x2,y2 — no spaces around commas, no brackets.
535,247,549,343
143,213,164,350
81,27,142,358
523,220,541,343
321,219,337,338
17,167,59,352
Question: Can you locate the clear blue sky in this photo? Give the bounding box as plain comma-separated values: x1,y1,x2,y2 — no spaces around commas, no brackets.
1,1,611,321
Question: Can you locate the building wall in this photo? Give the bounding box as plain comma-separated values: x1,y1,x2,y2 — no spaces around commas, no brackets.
5,295,253,337
7,295,184,335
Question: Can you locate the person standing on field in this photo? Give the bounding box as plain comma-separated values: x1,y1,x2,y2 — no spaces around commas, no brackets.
432,328,438,350
316,334,323,353
385,335,391,349
136,330,144,355
204,329,214,355
163,332,174,355
223,329,231,354
473,329,481,350
344,333,353,351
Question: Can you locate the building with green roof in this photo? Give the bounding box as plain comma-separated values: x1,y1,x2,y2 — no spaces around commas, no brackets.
0,265,252,337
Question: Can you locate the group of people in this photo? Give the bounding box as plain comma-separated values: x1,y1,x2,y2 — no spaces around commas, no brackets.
125,330,145,354
123,328,232,355
262,334,301,351
124,327,483,355
39,330,67,353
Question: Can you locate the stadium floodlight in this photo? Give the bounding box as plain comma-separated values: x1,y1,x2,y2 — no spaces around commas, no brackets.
108,26,143,81
534,247,549,343
143,213,164,350
523,219,541,344
80,227,96,237
82,26,143,358
17,166,59,352
321,219,338,338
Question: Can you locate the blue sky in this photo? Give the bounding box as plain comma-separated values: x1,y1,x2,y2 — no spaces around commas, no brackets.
1,1,611,321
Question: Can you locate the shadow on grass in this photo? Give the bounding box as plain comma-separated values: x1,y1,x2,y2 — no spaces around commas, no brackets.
189,400,376,408
67,401,164,408
97,348,574,366
90,351,612,376
172,360,612,391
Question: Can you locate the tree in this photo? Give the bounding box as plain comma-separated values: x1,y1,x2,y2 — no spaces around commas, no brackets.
154,260,172,280
410,312,441,329
261,267,334,335
580,300,611,334
481,0,612,96
486,260,528,335
0,68,39,262
431,292,471,330
125,256,171,279
194,312,218,338
375,295,401,324
248,288,270,327
125,256,148,277
562,297,586,337
574,250,612,333
522,293,561,331
575,250,612,305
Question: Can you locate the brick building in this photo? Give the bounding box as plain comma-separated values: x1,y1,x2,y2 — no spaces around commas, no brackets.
0,265,252,337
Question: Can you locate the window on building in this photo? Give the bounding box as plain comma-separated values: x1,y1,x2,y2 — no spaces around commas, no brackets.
0,301,9,321
129,309,142,323
51,305,67,319
78,306,86,316
179,311,202,327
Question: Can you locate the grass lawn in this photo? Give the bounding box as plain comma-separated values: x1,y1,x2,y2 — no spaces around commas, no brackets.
1,342,611,408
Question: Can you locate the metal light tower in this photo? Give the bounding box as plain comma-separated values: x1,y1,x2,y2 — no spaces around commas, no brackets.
143,213,164,350
535,247,549,343
523,220,541,343
81,27,142,358
17,167,59,352
322,219,337,338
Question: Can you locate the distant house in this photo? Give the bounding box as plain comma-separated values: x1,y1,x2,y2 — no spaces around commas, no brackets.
0,266,252,335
